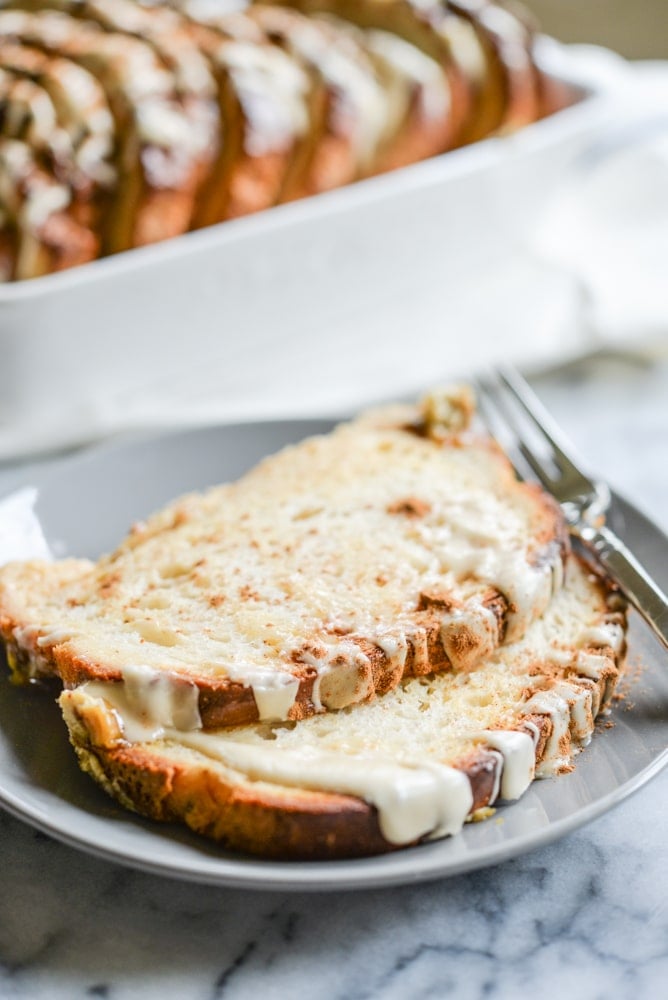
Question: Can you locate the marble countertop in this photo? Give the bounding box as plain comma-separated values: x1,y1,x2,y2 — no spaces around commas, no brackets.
0,351,666,999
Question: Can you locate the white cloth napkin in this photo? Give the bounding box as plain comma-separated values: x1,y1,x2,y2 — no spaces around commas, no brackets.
531,62,668,350
1,46,667,462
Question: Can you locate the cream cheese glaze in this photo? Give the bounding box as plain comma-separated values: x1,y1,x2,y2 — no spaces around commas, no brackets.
179,736,475,845
479,729,535,800
220,40,311,154
365,28,451,124
440,601,499,671
247,672,301,721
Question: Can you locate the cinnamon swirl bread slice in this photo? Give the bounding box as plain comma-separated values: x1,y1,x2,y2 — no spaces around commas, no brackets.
0,387,568,729
0,136,97,278
171,9,320,224
448,0,539,136
0,41,116,237
359,22,454,170
247,4,391,196
58,554,626,859
0,43,116,256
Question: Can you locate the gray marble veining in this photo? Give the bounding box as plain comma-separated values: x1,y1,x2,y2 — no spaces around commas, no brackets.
0,352,666,1000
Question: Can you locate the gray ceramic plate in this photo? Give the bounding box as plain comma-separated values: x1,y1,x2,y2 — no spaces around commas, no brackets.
0,420,666,891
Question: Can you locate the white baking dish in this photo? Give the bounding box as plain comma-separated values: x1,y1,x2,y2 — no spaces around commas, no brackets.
0,40,634,461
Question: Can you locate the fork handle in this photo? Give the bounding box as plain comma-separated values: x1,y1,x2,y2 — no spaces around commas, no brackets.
582,524,668,649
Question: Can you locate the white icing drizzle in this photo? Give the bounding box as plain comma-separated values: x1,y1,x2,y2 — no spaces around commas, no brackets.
578,623,625,653
136,100,205,150
521,719,541,747
574,650,613,681
365,28,451,124
373,629,409,671
521,688,571,777
174,734,474,845
486,749,503,805
406,624,429,668
437,14,488,85
297,640,373,712
440,601,499,671
11,624,52,678
122,664,201,731
22,181,70,229
414,508,563,646
84,667,201,742
36,628,77,648
219,41,310,154
576,676,602,720
545,646,574,667
479,730,535,800
83,681,164,743
249,673,300,722
550,680,593,745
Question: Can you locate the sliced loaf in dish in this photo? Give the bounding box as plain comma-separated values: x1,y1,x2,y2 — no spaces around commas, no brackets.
58,554,626,859
0,1,575,280
0,388,568,729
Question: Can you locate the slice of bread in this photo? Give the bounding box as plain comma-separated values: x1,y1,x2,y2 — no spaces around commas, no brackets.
174,10,318,225
248,5,391,195
0,136,98,279
58,554,626,858
361,24,454,170
298,9,455,175
0,40,117,235
0,388,568,729
448,0,539,136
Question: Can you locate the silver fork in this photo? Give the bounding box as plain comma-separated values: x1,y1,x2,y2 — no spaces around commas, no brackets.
474,366,668,650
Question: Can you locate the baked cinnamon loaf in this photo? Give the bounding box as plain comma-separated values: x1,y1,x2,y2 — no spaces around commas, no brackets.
0,0,576,280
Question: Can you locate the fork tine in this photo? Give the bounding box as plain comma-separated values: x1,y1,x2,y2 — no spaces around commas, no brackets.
496,366,582,474
472,376,548,485
516,440,558,487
